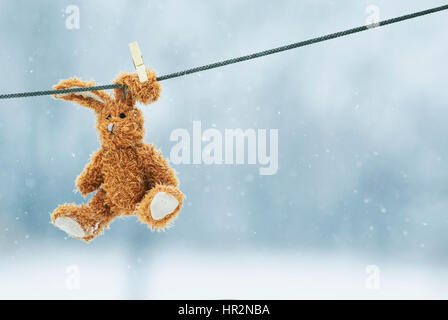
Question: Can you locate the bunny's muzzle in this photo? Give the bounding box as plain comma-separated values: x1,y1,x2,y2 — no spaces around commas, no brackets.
107,123,115,133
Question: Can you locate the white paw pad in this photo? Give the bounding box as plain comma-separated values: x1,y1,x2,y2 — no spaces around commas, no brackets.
150,192,179,220
54,217,86,238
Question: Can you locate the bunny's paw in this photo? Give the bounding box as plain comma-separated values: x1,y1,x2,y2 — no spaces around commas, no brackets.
54,217,87,238
50,204,99,241
136,185,184,230
150,192,179,220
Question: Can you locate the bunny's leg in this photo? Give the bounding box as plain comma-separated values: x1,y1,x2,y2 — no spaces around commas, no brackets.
51,189,117,241
135,184,184,230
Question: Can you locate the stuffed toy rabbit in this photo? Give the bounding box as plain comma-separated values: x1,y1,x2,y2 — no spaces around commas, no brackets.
50,69,184,242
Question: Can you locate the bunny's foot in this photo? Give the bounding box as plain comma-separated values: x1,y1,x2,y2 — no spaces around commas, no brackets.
136,185,184,230
51,204,98,240
51,189,116,242
55,216,86,238
51,204,113,242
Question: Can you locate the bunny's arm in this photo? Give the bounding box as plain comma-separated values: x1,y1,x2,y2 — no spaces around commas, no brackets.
76,150,104,196
139,144,178,187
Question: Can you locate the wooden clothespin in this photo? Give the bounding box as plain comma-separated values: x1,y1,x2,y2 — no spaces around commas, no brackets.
129,41,148,82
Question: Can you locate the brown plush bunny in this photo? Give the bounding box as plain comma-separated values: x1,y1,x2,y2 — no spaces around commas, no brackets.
50,69,184,242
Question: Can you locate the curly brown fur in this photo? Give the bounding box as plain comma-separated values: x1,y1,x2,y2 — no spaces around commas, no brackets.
50,69,183,242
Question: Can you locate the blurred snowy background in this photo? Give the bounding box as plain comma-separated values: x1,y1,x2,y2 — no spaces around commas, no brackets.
1,0,448,299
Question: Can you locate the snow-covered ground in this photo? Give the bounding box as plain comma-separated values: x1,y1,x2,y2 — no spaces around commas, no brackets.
1,247,447,299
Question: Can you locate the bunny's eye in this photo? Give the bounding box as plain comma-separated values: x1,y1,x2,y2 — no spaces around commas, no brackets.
119,113,126,119
106,115,111,120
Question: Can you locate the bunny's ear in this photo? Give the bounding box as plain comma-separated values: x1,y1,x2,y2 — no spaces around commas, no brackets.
113,69,161,106
53,78,111,112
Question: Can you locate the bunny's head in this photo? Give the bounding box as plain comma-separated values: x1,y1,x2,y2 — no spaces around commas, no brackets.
53,69,161,148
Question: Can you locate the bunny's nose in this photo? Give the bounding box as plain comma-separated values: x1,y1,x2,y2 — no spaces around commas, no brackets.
107,123,114,133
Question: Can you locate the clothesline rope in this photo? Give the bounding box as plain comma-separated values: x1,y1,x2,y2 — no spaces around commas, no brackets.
0,4,447,100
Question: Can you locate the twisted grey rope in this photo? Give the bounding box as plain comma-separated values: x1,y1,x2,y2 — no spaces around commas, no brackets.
1,4,447,100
